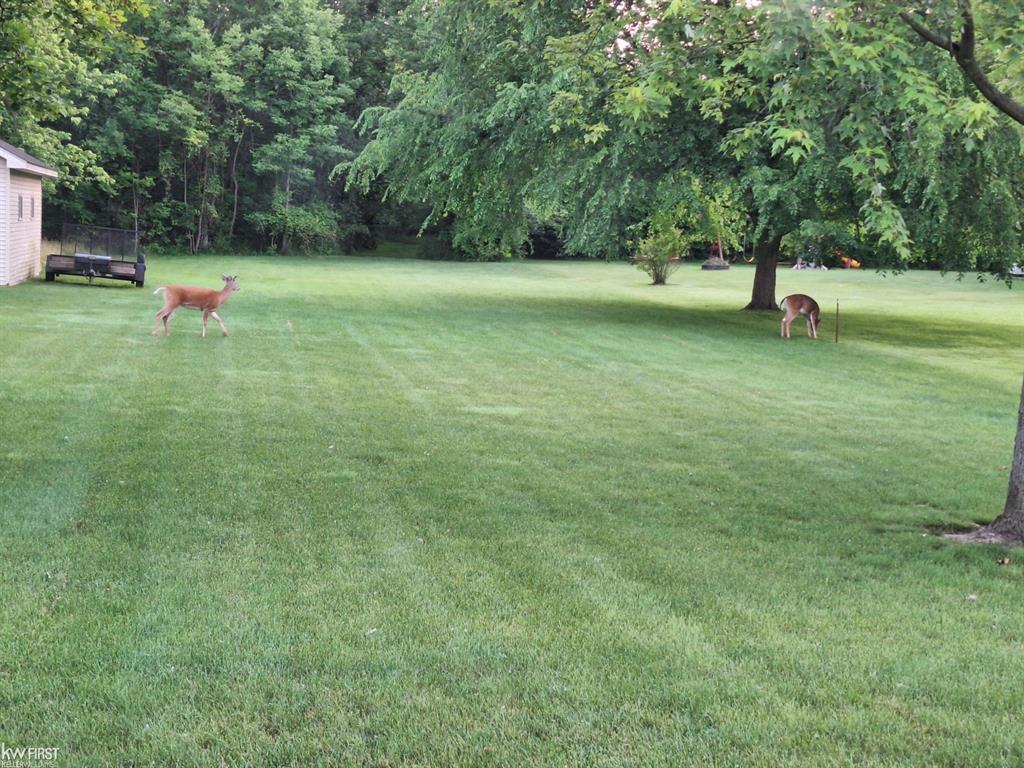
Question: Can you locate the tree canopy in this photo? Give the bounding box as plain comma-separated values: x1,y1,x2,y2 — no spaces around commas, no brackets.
351,0,1022,285
0,0,148,186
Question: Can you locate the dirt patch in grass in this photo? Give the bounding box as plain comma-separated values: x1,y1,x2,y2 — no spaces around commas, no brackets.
940,525,1023,547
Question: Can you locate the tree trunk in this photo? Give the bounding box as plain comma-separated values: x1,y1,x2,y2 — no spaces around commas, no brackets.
195,148,210,252
978,376,1024,544
199,148,211,251
228,128,245,238
132,186,140,254
184,153,196,255
745,234,782,310
132,157,140,238
280,167,292,254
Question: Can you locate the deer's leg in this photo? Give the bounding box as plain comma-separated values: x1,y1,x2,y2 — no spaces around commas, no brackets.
211,311,228,337
202,310,210,337
782,314,794,339
154,304,170,335
808,314,818,339
155,306,174,336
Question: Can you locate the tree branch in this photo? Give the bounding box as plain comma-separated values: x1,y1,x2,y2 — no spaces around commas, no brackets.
899,2,1024,126
898,11,952,52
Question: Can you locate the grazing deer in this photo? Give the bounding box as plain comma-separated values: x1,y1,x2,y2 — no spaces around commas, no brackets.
152,275,240,337
780,293,820,339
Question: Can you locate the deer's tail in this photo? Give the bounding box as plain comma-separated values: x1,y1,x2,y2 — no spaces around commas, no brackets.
153,286,166,295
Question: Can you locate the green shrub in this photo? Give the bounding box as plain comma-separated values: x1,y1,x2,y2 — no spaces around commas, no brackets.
248,197,341,253
632,223,689,285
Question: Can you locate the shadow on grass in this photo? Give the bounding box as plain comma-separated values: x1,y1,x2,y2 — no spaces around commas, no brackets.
366,289,1020,354
41,277,142,290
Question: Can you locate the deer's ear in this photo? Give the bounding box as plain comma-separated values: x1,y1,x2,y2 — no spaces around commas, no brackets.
222,274,229,281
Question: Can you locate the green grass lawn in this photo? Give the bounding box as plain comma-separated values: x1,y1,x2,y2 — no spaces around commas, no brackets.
1,252,1022,767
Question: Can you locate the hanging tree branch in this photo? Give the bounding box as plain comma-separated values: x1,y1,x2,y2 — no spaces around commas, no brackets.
899,2,1024,126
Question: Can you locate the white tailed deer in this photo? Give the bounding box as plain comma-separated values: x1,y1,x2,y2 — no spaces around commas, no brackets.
152,275,240,337
780,293,820,339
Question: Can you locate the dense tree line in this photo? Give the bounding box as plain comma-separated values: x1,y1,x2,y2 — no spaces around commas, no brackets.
2,0,422,252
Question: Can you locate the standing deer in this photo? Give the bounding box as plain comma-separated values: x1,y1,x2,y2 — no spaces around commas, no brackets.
780,293,820,339
152,275,240,337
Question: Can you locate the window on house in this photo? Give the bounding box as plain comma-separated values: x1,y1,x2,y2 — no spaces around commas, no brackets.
18,195,24,221
30,196,35,219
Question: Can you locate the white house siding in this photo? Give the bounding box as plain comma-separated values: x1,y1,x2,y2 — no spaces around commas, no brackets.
6,171,43,285
0,157,7,285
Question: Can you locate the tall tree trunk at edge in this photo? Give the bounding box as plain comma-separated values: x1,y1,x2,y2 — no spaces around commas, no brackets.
980,376,1024,544
196,148,210,252
744,234,782,310
228,128,244,238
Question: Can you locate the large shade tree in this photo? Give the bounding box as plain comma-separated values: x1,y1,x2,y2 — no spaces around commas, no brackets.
546,0,1022,305
353,0,1021,284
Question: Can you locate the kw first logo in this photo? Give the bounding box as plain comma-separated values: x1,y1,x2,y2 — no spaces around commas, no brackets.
0,743,60,767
